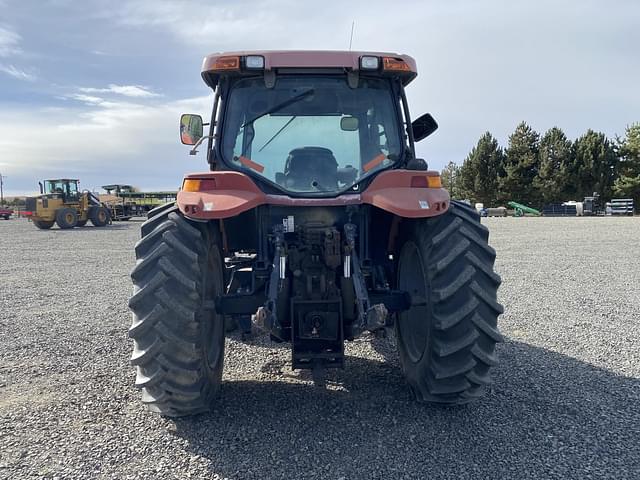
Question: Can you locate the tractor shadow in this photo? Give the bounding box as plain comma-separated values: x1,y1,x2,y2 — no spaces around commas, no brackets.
169,340,640,479
33,224,135,233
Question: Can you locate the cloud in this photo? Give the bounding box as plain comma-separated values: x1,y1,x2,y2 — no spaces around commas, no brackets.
0,94,213,193
0,25,21,57
68,93,106,105
0,25,35,81
0,63,36,81
79,84,161,98
65,85,162,109
110,1,333,50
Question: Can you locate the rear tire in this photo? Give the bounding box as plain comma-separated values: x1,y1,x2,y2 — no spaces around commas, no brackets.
55,208,78,229
128,203,226,416
33,219,54,229
90,206,110,227
396,200,503,404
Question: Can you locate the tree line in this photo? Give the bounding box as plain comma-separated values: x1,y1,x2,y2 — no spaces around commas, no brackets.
441,122,640,208
2,197,26,207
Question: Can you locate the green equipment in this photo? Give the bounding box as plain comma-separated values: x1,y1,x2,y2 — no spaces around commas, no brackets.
508,201,541,217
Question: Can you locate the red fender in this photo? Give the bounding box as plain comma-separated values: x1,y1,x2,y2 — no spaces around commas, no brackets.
361,170,450,218
178,171,265,219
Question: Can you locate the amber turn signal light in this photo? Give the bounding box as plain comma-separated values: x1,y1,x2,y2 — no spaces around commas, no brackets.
427,176,442,188
410,176,442,188
212,56,240,71
382,57,411,72
182,178,216,192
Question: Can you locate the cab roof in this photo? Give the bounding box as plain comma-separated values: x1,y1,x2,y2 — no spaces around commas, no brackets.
201,50,417,88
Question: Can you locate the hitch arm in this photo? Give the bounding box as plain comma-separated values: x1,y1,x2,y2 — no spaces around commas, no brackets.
261,224,286,331
344,223,387,332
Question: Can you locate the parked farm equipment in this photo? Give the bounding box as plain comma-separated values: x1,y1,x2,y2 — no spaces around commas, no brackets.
101,184,177,219
508,201,541,217
608,198,634,215
25,179,110,229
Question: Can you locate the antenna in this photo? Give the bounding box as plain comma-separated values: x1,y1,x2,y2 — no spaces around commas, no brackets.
349,21,355,51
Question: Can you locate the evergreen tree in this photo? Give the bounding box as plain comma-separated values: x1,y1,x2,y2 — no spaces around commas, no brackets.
440,161,463,199
499,122,540,206
458,132,503,205
572,130,618,200
534,127,573,203
613,123,640,205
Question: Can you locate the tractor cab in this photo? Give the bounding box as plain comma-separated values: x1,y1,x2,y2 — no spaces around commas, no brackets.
42,179,80,203
179,51,438,197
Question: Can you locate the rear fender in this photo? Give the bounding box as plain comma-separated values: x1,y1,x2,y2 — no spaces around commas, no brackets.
177,171,266,219
361,170,450,218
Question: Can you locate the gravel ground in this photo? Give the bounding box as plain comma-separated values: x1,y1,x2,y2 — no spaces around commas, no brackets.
1,215,639,479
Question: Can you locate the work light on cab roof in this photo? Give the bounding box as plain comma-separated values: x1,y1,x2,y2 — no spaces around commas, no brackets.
127,49,503,418
200,51,418,85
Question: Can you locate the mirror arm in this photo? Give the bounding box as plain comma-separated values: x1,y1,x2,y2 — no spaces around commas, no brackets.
208,89,222,170
399,86,416,163
189,135,214,156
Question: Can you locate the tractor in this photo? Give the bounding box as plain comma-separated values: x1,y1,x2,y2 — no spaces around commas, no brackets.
129,51,503,416
26,179,110,229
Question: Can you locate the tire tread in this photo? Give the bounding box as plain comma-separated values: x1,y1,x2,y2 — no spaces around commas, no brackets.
397,200,503,405
128,204,224,416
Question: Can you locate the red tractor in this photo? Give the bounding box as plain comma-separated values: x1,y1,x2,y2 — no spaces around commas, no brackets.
129,51,503,416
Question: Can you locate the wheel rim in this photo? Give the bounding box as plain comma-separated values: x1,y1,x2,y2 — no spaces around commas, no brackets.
98,211,106,222
397,241,430,363
66,213,74,223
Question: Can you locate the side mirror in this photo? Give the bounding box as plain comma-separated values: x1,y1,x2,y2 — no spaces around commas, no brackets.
180,114,204,145
412,113,438,142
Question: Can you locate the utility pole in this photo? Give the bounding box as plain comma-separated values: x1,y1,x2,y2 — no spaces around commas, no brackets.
0,172,5,205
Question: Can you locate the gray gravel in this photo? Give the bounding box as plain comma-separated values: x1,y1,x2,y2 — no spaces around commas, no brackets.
1,215,639,480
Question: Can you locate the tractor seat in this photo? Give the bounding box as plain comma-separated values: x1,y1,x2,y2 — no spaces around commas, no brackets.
280,147,338,191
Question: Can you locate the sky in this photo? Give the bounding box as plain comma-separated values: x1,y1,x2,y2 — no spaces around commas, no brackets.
0,0,639,196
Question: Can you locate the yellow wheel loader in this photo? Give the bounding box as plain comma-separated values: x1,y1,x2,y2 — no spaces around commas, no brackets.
25,179,110,230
